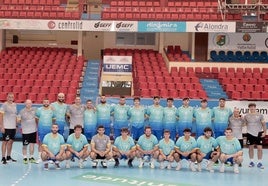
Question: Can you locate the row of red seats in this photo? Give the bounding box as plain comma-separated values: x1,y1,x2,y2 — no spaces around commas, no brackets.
231,91,268,101
1,0,60,5
221,77,267,85
0,10,80,19
135,82,204,90
225,84,268,93
102,11,221,21
0,5,64,11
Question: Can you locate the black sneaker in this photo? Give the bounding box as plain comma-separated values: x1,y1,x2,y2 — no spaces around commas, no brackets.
1,157,7,164
114,159,119,168
128,159,133,168
6,156,17,162
101,161,107,168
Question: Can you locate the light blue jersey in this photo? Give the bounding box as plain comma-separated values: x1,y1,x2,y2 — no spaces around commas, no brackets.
36,107,55,128
114,136,135,151
111,104,130,128
128,106,146,128
96,103,111,127
146,105,164,130
51,102,68,135
177,106,194,136
163,106,177,140
175,136,197,152
213,107,232,137
66,133,89,152
158,139,175,155
216,136,241,154
194,107,212,137
137,134,158,151
84,109,97,132
197,136,218,154
42,133,65,155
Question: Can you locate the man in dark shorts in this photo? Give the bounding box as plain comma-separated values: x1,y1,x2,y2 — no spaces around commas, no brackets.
245,103,267,169
90,125,112,168
0,93,18,164
18,99,38,164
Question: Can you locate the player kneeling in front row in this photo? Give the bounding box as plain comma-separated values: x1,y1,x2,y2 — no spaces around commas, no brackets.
65,125,90,169
174,128,198,172
196,127,220,172
90,125,112,168
158,130,175,169
112,128,136,168
217,127,243,174
41,124,66,170
136,126,159,169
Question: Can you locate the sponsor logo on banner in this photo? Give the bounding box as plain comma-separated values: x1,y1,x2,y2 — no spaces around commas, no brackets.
138,21,186,32
236,22,266,33
114,21,137,32
209,33,268,51
89,21,113,31
186,22,236,32
103,56,132,75
48,20,83,30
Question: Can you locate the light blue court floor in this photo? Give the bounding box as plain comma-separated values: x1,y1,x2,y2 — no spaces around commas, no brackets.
1,142,268,186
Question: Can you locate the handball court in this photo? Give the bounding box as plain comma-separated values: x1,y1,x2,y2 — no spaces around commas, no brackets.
0,142,267,186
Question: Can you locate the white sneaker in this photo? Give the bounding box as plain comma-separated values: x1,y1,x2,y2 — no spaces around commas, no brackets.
189,162,196,172
150,162,155,169
197,163,202,172
66,160,71,169
138,161,144,168
233,163,239,174
36,158,42,164
220,163,225,173
160,162,165,169
206,161,214,173
167,164,172,170
79,159,84,169
176,162,181,171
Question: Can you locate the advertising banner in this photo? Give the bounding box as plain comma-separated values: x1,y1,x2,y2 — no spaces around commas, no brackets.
186,21,236,33
138,21,186,32
103,55,132,75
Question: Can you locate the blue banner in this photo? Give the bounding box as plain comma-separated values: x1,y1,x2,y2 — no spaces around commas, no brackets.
138,21,186,32
103,64,132,73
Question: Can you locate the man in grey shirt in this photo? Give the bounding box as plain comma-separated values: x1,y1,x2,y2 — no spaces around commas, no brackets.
67,97,85,135
90,125,112,168
0,93,18,164
18,99,38,164
244,103,266,169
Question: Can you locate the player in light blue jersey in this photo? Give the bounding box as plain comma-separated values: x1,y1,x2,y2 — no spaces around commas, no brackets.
41,124,66,170
193,99,213,138
136,126,159,169
111,96,130,138
112,128,136,168
212,98,232,138
146,96,164,140
128,97,146,141
216,127,243,174
84,100,97,141
174,128,198,171
96,95,112,136
177,97,194,137
51,93,68,136
158,130,175,169
36,99,56,143
163,98,177,141
65,125,90,169
196,127,220,172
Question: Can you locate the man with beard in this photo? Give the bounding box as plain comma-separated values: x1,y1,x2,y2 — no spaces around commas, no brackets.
0,93,18,164
111,96,130,138
67,97,85,135
128,97,146,141
41,124,66,170
84,99,97,141
36,98,56,163
18,99,38,164
146,96,164,140
163,98,177,141
136,126,159,169
96,95,112,136
51,93,68,137
212,98,232,138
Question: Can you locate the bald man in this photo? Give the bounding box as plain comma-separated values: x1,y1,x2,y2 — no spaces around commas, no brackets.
51,93,68,136
18,99,38,164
